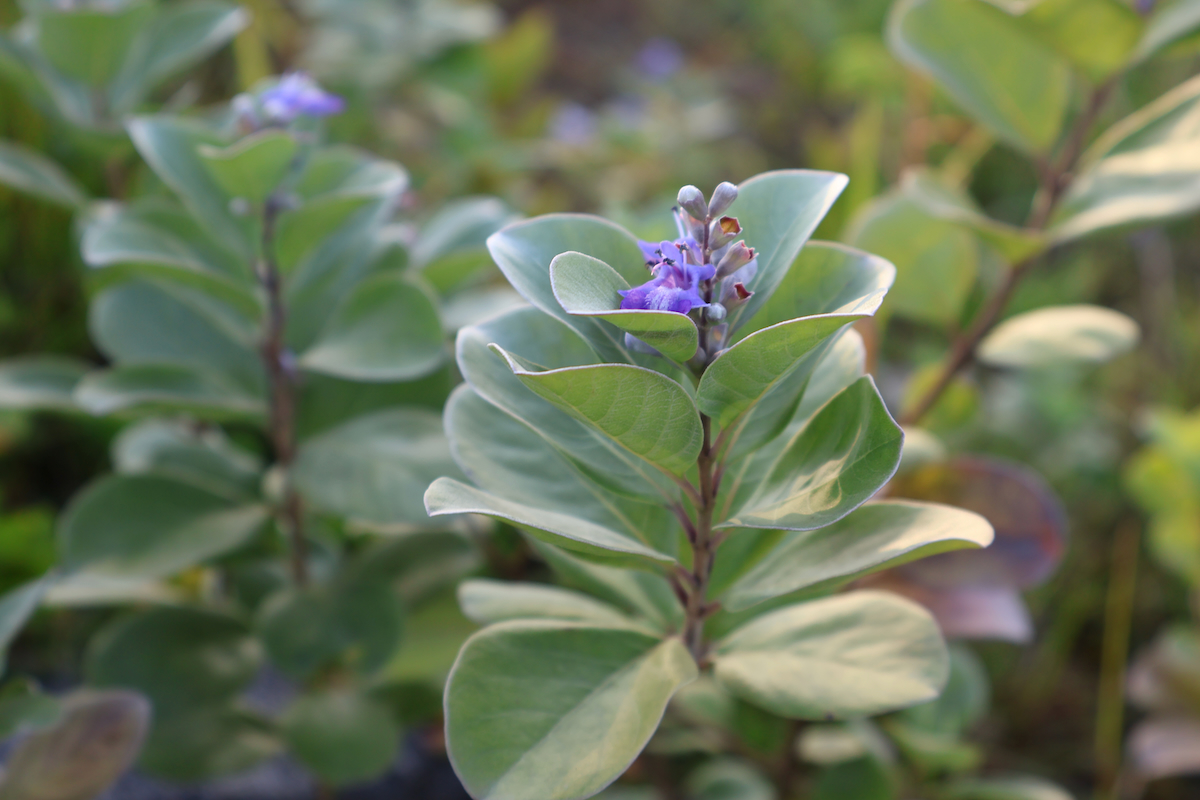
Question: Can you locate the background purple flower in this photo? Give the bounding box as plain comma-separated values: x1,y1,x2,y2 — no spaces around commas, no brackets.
635,37,684,82
260,73,345,123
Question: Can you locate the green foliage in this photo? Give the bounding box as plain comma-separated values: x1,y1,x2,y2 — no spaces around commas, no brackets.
431,175,996,800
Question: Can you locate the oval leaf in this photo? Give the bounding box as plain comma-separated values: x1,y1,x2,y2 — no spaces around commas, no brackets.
491,345,703,476
550,251,699,362
888,0,1071,153
724,170,849,331
291,408,457,530
198,129,298,204
60,474,268,578
722,377,904,532
0,141,86,209
458,579,645,630
281,688,400,786
445,621,698,800
425,478,674,566
724,501,994,611
712,591,949,719
978,304,1139,368
299,273,444,382
0,356,86,412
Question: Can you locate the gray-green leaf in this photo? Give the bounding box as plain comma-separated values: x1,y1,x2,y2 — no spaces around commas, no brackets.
0,141,86,209
550,251,698,362
721,377,904,532
713,591,949,719
491,345,702,476
888,0,1071,153
977,304,1139,368
445,621,698,800
723,501,995,611
60,475,268,578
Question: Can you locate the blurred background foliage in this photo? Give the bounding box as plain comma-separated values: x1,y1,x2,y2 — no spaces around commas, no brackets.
0,0,1198,797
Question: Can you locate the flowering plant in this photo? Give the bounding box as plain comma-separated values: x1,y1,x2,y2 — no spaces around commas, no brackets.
425,174,996,800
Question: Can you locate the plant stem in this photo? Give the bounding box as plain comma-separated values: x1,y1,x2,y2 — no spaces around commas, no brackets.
259,194,308,586
1094,520,1140,800
899,79,1118,427
682,415,719,661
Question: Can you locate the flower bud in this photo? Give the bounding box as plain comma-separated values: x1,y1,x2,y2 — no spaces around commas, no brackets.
677,185,708,220
708,181,738,216
705,303,727,322
709,216,741,248
715,242,755,279
722,281,753,309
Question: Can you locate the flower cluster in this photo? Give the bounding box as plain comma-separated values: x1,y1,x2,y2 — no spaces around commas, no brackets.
619,182,758,359
233,73,345,133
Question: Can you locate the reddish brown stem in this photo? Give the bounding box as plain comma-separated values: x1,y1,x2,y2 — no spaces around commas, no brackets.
260,195,308,586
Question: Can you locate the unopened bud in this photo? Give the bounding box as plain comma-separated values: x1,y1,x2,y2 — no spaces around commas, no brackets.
708,181,738,216
705,303,727,322
715,242,755,279
722,281,753,309
709,216,741,248
677,185,708,220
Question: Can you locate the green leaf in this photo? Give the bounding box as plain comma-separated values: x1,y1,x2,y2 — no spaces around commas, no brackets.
896,644,990,737
112,418,262,501
127,116,254,258
292,408,457,530
550,251,699,362
723,501,994,611
1016,0,1142,80
86,606,261,720
425,478,675,565
0,141,86,209
446,385,679,560
445,621,698,800
977,304,1139,368
898,170,1045,263
699,315,861,429
458,579,647,630
257,578,403,681
60,475,268,579
944,776,1075,800
299,272,444,382
1051,75,1200,242
491,345,702,476
111,1,248,111
0,681,60,741
35,1,153,87
725,170,849,332
721,377,904,532
744,241,895,335
0,356,86,411
686,758,778,800
281,688,401,786
812,755,896,800
74,364,266,417
295,367,453,440
198,130,298,205
888,0,1071,153
457,308,674,500
89,280,263,393
136,706,279,782
274,191,377,273
0,577,49,672
848,191,978,326
486,213,646,362
712,591,949,719
81,203,259,315
1135,0,1200,63
534,542,683,633
0,689,150,800
414,195,517,273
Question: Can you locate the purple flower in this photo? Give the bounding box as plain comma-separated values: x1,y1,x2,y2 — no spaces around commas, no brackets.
260,73,345,123
549,103,597,146
620,238,715,315
635,37,684,82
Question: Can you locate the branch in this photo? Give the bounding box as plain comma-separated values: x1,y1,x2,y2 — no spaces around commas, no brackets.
900,78,1119,427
